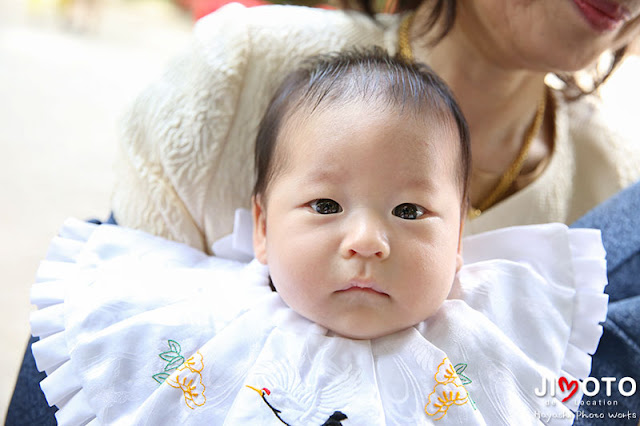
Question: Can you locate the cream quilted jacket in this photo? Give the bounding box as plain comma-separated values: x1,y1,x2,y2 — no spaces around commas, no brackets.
112,3,640,253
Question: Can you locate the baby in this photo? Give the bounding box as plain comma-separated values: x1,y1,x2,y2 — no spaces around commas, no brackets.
250,47,470,339
30,49,607,425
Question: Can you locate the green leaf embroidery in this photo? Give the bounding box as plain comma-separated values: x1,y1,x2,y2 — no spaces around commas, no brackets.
458,374,472,385
153,372,170,384
165,356,185,372
168,340,181,354
454,363,472,385
160,351,180,362
154,339,186,385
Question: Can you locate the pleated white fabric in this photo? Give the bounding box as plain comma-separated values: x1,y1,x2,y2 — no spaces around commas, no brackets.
30,217,607,425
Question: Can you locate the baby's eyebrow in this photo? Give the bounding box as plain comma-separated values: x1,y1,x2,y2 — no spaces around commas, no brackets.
380,167,437,190
403,176,437,191
302,166,345,185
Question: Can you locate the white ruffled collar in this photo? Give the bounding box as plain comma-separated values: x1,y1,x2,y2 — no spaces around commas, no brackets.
30,217,607,425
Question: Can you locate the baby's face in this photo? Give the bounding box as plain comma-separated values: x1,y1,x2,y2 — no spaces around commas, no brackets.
252,101,464,339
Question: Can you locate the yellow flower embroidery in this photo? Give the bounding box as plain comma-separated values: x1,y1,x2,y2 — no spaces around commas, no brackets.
425,382,469,420
434,358,459,385
180,351,204,374
167,351,207,409
425,357,470,420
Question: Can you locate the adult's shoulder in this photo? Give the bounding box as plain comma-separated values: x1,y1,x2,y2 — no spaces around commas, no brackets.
464,85,640,234
557,85,640,221
112,4,406,251
193,3,402,63
563,88,640,189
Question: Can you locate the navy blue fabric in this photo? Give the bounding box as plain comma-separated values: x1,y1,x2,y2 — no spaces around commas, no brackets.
6,215,117,425
572,181,640,303
5,336,56,426
572,181,640,425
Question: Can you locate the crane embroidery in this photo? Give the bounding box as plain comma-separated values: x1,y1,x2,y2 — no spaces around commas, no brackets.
246,385,348,425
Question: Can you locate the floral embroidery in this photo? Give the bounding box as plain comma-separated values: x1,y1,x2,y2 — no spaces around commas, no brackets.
425,357,474,420
454,363,472,385
153,339,185,384
181,350,205,373
246,385,348,425
167,352,207,409
434,358,459,385
454,362,477,410
425,382,469,420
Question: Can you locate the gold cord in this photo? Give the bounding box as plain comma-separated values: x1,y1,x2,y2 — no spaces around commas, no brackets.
397,13,547,219
397,12,415,61
468,93,546,218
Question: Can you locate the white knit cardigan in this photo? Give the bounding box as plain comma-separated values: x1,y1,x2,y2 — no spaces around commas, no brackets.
112,3,640,253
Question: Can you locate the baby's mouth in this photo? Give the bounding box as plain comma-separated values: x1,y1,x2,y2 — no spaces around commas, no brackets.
337,280,390,297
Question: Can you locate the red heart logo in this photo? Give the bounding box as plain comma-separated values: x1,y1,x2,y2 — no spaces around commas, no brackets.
558,377,578,402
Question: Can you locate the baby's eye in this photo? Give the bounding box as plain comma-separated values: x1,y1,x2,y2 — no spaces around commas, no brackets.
310,199,343,215
392,203,425,220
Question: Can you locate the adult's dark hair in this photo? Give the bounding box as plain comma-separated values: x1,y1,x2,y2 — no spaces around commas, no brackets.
337,0,628,99
252,47,471,210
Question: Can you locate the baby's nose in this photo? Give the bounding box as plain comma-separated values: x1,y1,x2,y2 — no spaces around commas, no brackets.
340,213,390,260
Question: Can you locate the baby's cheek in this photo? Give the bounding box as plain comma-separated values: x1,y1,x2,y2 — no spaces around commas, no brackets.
268,255,325,325
268,242,316,291
401,249,454,317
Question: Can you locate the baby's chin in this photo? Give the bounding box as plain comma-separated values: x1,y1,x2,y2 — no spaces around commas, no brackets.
324,322,415,341
307,308,437,340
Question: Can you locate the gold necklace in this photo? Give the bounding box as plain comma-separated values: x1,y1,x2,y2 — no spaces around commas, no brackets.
397,13,547,219
398,12,415,61
468,94,546,218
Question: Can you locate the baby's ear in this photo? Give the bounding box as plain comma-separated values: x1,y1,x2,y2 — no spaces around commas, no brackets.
252,195,268,265
456,218,464,272
456,250,463,273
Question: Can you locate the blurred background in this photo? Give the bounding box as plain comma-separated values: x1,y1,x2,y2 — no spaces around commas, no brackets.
0,0,638,422
0,0,193,420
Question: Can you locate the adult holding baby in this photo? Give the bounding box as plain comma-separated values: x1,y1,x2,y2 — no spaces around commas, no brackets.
108,0,640,422
8,0,640,423
110,0,640,246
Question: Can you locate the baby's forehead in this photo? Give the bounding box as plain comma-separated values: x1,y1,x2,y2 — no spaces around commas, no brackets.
275,100,462,175
280,98,459,148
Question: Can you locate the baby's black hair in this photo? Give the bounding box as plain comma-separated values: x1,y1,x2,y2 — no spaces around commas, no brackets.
252,47,470,211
